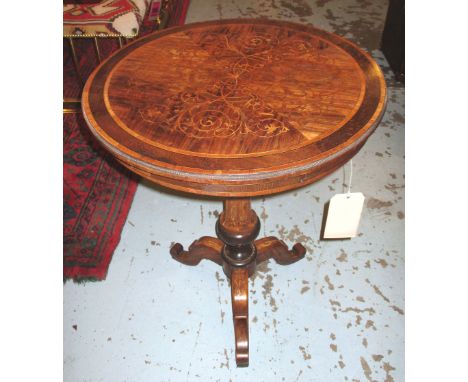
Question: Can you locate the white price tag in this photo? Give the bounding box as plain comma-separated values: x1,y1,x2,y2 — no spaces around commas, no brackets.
323,192,365,239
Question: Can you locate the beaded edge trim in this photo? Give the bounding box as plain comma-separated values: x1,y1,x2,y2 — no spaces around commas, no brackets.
64,34,137,38
83,98,386,183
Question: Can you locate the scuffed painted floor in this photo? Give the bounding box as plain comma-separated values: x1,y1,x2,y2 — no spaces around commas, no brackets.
64,0,404,381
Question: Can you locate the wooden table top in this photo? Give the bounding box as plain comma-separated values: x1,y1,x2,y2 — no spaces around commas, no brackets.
82,19,386,197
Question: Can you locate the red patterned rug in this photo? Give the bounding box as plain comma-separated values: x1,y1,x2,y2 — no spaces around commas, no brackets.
63,1,190,281
63,113,138,281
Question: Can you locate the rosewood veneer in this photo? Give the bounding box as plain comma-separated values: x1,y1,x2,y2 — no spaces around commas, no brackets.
82,18,386,366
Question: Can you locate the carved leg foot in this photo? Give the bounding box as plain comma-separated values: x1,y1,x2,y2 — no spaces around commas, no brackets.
255,236,306,265
170,236,223,266
216,199,260,367
169,198,308,368
231,267,249,367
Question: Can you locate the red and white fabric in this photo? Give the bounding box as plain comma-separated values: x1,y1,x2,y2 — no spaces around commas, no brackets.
63,0,151,37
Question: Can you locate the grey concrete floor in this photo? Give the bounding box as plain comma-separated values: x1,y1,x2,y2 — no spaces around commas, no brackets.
64,0,404,381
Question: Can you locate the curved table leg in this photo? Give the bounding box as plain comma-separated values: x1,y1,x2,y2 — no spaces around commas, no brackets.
169,200,307,368
255,236,306,265
170,236,223,266
231,267,249,367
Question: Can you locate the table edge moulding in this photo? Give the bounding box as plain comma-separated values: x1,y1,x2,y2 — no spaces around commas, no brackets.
81,18,387,367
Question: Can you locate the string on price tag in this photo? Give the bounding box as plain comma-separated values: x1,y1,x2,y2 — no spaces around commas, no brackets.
323,160,365,239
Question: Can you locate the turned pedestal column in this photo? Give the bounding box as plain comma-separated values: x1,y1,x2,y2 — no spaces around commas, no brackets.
170,198,306,366
82,19,386,367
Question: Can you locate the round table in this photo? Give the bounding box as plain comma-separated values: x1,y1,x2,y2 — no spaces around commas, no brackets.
82,18,386,367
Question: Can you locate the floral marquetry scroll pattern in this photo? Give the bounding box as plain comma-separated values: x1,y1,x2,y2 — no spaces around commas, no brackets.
106,23,365,156
82,20,387,367
139,83,293,139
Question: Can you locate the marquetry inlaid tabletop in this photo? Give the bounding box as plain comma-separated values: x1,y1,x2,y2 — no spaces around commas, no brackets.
82,19,386,197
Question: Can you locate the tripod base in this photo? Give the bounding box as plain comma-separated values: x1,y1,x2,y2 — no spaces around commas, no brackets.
170,198,306,367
